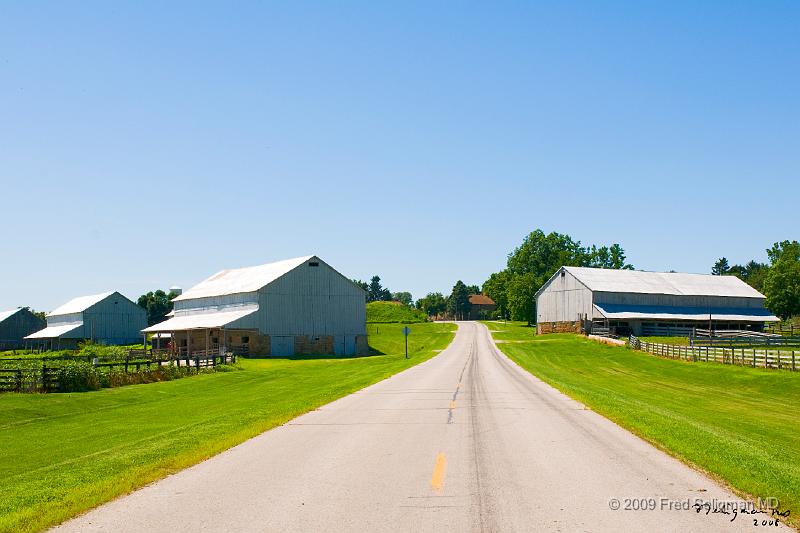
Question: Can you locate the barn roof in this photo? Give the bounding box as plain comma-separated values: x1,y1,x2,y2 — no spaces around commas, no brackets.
469,294,495,306
174,256,314,301
48,292,115,316
25,322,83,339
142,305,259,332
0,308,22,323
593,303,779,322
563,267,765,298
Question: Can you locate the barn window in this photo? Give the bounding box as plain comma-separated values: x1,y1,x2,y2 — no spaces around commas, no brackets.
309,261,319,267
212,337,219,344
560,271,565,278
242,336,250,344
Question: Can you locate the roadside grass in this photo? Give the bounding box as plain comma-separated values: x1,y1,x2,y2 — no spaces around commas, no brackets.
484,322,800,528
0,323,455,533
366,301,428,323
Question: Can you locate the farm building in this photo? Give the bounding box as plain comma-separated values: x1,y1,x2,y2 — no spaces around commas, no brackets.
535,266,779,336
0,308,46,349
142,255,368,357
25,291,147,349
468,294,496,320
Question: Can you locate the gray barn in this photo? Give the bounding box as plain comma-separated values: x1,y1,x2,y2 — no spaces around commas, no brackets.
25,291,147,349
143,255,368,357
535,266,779,336
0,308,46,349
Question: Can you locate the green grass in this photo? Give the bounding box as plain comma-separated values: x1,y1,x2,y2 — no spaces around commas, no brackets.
484,321,800,527
639,335,690,345
366,301,428,323
0,323,455,533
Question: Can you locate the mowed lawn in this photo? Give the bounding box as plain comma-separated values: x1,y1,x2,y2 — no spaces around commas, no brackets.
0,323,455,533
485,322,800,527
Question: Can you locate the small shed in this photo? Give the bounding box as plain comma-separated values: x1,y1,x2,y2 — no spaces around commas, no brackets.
142,255,368,357
25,291,147,349
468,294,496,320
0,308,46,349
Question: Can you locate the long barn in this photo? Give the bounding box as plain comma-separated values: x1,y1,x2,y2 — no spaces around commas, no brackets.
25,291,146,349
143,255,368,357
535,266,779,336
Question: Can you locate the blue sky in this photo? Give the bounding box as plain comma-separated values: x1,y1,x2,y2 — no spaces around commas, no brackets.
1,1,798,311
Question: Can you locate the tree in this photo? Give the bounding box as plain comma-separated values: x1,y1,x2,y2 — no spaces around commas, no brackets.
416,292,447,318
711,257,730,276
465,285,481,296
28,308,47,322
392,291,413,306
352,279,369,292
447,281,471,320
137,289,178,326
367,276,392,302
482,271,510,319
506,272,537,325
763,241,800,320
726,260,769,292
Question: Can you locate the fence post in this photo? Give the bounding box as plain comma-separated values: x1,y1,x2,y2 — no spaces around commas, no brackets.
793,351,796,372
124,355,129,374
753,348,756,367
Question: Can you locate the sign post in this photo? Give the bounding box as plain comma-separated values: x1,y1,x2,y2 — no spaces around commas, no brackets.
402,326,410,359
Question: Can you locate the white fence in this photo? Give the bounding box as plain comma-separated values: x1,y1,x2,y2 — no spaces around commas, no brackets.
629,335,798,372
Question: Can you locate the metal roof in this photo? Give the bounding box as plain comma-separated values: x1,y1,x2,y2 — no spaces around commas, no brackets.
0,308,22,323
142,306,259,332
174,256,314,302
593,303,779,322
25,322,83,339
564,267,765,298
48,292,115,316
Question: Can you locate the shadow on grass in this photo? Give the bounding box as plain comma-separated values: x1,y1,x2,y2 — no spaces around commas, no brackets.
245,349,387,361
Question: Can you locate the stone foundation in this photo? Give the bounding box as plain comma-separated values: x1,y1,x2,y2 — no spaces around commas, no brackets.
536,321,582,335
294,335,335,355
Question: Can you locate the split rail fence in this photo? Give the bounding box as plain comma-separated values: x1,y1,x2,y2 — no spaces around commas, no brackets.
629,335,797,371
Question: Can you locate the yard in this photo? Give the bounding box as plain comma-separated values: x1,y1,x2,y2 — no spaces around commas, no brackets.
0,322,455,533
485,322,800,528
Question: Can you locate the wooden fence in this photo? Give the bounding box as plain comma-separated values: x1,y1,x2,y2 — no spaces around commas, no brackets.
630,335,797,371
0,352,236,393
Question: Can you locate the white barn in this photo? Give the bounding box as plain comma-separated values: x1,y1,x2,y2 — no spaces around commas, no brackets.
535,266,779,336
25,291,147,349
143,255,368,357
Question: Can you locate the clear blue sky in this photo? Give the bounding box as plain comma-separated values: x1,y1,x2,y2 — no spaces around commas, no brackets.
1,2,798,312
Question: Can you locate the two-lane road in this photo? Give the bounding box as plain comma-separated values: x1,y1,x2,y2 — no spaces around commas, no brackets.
56,323,781,532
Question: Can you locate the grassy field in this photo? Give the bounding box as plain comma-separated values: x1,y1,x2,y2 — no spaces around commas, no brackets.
0,323,455,533
366,301,428,323
485,322,800,527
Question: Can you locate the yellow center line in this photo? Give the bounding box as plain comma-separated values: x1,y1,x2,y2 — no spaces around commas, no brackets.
430,452,447,491
449,400,457,409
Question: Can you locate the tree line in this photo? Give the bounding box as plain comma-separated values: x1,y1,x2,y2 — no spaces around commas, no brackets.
712,240,800,320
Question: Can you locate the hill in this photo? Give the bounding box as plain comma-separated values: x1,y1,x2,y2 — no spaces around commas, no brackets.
366,301,428,323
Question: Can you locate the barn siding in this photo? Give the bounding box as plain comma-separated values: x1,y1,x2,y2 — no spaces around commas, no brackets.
80,292,147,344
536,269,593,324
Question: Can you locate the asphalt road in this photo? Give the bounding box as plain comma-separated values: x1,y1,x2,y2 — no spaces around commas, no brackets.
55,322,785,532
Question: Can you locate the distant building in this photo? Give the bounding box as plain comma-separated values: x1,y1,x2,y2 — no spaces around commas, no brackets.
468,294,496,320
535,267,779,336
25,292,147,349
143,255,368,357
0,308,46,349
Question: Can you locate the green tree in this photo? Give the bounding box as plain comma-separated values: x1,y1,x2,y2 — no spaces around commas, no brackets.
447,281,471,320
763,241,800,320
506,272,537,325
352,279,369,292
482,271,510,319
416,292,447,318
137,289,178,326
712,257,730,276
367,276,392,302
392,291,413,306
